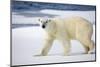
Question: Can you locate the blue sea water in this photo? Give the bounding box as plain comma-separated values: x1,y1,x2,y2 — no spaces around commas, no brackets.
11,1,96,11
12,24,40,29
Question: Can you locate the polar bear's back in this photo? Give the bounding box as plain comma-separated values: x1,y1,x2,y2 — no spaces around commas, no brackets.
54,16,92,29
53,16,93,39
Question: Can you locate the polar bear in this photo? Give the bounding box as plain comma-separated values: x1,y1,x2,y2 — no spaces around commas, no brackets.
38,16,94,56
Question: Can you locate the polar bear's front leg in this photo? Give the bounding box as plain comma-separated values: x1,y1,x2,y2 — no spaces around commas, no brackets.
62,40,71,56
41,36,54,56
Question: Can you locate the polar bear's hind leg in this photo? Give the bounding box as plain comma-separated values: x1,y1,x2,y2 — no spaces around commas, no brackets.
77,34,94,54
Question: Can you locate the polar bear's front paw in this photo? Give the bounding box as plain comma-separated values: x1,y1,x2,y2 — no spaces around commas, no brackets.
33,53,48,56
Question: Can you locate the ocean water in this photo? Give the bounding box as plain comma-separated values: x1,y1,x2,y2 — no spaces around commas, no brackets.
12,24,40,29
12,1,96,11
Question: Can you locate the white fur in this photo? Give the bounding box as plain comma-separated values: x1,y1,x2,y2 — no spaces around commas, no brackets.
39,16,94,56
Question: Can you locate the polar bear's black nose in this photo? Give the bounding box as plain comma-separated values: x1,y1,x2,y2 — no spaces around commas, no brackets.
42,25,45,28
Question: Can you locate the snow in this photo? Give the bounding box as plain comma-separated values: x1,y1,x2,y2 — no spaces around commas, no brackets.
12,26,95,66
12,9,96,66
12,12,39,24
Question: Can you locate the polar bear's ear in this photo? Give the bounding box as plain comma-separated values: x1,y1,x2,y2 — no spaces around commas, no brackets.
38,18,43,23
38,18,41,21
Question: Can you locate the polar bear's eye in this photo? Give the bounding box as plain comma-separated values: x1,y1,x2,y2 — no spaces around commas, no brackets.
40,20,43,23
45,20,48,23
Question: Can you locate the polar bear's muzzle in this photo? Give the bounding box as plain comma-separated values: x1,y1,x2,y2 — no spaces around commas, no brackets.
42,21,48,29
42,25,45,28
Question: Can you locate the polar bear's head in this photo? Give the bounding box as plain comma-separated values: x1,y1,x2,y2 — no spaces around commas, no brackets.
38,18,53,29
